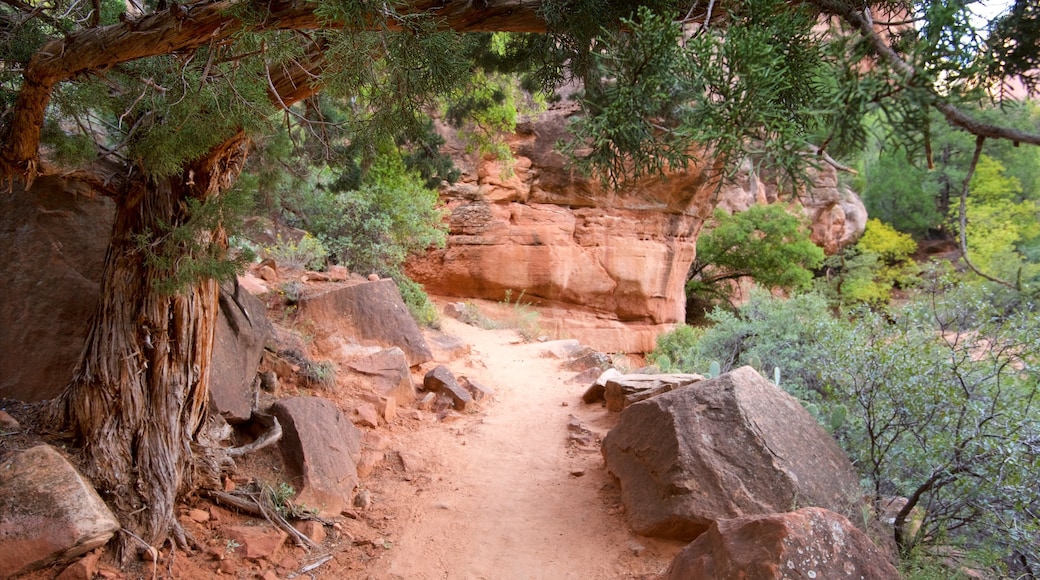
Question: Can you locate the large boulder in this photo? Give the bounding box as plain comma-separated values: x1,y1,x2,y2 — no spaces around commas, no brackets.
602,366,861,541
0,177,273,406
271,397,363,517
0,177,114,402
0,445,120,577
209,280,273,422
665,507,900,579
296,280,432,367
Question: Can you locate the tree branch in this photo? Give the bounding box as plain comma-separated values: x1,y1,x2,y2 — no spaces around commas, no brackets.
816,0,1040,147
957,135,1017,289
0,0,549,182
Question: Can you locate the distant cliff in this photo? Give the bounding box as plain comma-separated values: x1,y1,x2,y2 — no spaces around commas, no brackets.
406,101,866,353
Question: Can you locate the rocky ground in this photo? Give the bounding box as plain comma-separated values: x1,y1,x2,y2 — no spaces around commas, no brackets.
4,301,686,580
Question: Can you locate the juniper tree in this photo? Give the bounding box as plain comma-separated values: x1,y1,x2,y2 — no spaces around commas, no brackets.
1,0,1039,556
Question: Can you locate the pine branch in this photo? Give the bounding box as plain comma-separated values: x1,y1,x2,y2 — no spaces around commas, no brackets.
818,0,1040,148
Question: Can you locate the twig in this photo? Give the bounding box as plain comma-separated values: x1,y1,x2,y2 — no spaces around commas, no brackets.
288,554,333,578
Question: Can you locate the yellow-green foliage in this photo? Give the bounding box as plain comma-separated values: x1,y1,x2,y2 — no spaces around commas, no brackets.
830,219,920,307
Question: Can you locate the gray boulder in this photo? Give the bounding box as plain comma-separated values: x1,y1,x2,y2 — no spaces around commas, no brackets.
0,445,120,577
602,366,861,541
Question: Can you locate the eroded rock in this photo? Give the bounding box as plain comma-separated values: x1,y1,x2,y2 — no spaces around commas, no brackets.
423,366,473,411
0,445,120,577
297,280,432,366
344,347,416,403
665,507,900,579
602,366,861,541
603,373,704,412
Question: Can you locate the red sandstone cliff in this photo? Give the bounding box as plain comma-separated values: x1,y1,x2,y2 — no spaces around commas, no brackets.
406,102,866,353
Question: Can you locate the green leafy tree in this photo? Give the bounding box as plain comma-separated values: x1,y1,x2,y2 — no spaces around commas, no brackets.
686,204,825,318
819,218,919,307
957,155,1040,284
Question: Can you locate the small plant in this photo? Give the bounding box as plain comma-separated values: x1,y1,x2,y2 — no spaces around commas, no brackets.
266,233,328,271
279,280,303,305
225,539,241,554
708,361,721,378
501,289,545,341
299,360,337,390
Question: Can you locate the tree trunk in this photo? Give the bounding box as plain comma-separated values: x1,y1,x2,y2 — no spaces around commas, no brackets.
50,136,248,553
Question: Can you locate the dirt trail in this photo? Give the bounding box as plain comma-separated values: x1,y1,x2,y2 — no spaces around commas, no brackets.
370,317,683,580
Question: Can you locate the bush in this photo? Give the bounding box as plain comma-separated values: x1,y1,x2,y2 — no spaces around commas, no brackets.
653,283,1040,570
302,153,446,277
265,233,328,271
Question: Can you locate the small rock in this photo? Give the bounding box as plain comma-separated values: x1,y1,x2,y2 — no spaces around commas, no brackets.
140,546,159,562
416,391,437,411
223,526,288,560
367,273,379,281
188,508,210,523
260,569,281,580
459,377,494,403
356,450,385,479
628,541,647,557
570,468,586,477
55,551,100,580
258,265,278,282
0,410,19,431
259,371,278,393
363,431,393,451
399,451,424,474
423,366,473,411
354,490,372,510
353,403,380,428
327,265,349,280
292,520,326,544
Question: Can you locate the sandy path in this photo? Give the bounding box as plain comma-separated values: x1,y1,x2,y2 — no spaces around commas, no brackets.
375,317,682,580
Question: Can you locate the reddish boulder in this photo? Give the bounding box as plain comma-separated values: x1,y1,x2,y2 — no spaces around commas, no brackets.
0,445,120,577
665,507,900,579
210,280,273,422
602,366,861,541
271,397,362,517
296,280,432,366
0,177,113,402
344,347,416,403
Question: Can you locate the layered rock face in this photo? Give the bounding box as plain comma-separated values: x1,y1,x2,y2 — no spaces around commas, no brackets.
407,103,865,352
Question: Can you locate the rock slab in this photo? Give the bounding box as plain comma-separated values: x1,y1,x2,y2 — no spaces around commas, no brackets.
210,280,273,422
665,507,900,579
0,445,120,577
603,373,704,412
602,366,861,541
271,397,362,517
296,280,432,366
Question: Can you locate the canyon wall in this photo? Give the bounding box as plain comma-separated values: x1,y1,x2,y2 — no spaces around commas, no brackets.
407,103,866,353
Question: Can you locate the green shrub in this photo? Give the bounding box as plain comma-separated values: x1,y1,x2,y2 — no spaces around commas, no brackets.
266,233,329,271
